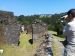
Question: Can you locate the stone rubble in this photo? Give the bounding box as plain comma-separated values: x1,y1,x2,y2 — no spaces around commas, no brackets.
34,33,53,56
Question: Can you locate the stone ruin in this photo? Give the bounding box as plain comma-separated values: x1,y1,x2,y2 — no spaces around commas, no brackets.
0,11,21,44
25,19,48,43
32,19,48,43
27,19,48,43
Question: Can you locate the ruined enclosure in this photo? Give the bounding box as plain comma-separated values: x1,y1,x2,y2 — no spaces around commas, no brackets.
26,19,48,43
0,11,21,44
0,25,5,44
32,19,48,43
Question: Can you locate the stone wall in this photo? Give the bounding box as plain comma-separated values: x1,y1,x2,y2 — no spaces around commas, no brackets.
32,19,48,43
25,19,48,43
0,11,21,44
0,25,5,44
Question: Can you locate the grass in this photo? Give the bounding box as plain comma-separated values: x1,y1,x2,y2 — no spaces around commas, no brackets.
52,37,64,56
19,32,33,50
50,31,65,56
0,31,65,56
49,31,65,56
49,31,65,41
0,32,36,56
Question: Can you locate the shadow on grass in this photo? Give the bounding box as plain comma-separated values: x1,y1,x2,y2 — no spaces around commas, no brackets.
29,39,33,44
52,34,64,38
52,34,57,36
60,39,67,47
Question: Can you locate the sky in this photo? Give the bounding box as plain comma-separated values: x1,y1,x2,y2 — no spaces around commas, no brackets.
0,0,75,16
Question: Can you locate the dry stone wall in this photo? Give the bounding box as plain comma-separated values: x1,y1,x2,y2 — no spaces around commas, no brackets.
0,11,21,44
32,20,48,42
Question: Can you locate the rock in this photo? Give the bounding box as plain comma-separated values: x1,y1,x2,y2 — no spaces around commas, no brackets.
0,49,3,54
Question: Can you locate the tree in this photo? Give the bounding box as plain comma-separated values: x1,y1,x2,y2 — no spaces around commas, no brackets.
16,12,66,36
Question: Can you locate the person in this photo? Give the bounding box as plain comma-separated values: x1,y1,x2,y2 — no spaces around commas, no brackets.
63,9,75,56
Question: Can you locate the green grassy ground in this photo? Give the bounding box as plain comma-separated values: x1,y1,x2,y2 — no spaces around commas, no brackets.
0,32,35,56
0,31,65,56
49,31,65,56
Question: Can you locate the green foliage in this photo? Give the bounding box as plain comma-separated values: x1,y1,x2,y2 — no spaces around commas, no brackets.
48,13,66,35
16,13,66,36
